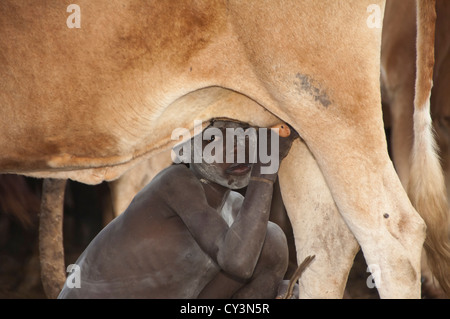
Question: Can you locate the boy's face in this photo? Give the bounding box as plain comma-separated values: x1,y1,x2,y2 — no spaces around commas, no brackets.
190,120,255,189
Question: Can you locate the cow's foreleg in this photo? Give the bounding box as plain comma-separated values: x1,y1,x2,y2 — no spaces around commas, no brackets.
39,178,67,299
279,140,359,298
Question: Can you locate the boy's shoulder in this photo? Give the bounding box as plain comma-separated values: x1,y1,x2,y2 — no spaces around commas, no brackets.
153,164,199,189
158,164,191,179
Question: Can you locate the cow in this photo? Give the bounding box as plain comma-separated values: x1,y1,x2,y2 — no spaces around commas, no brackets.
381,0,450,297
1,0,449,298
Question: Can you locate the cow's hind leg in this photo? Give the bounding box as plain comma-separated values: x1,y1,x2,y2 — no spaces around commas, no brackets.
279,140,359,298
287,106,426,298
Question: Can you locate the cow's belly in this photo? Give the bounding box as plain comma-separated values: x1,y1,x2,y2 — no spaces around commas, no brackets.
16,87,281,184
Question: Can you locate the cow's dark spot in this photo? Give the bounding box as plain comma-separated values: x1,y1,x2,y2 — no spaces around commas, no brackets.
295,73,331,107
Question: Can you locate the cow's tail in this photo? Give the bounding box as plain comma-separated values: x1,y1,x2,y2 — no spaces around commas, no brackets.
408,0,450,296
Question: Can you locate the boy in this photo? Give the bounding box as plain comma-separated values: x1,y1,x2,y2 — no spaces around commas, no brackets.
58,120,298,298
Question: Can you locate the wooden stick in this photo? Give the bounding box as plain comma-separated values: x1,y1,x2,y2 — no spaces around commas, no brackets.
282,255,315,299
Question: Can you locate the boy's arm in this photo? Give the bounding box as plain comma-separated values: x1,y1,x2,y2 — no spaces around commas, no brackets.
168,129,297,280
214,126,299,278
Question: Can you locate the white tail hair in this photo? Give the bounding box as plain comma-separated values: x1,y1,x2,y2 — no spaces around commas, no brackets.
408,0,450,297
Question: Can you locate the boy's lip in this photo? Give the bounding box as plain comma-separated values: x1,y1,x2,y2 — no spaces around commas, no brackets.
225,163,252,176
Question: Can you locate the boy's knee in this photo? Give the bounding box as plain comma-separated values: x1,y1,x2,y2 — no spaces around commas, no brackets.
260,222,289,274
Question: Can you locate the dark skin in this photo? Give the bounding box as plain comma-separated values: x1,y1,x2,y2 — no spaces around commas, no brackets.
58,120,298,299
